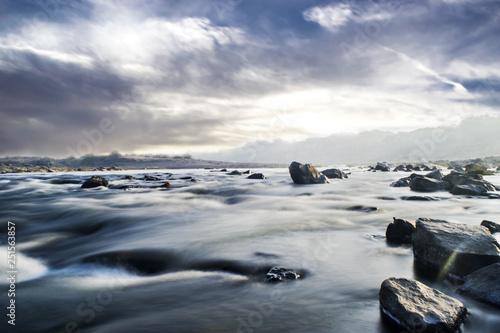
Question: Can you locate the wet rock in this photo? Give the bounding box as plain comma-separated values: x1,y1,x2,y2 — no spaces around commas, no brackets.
442,171,496,192
425,169,444,180
247,173,266,179
81,176,109,188
393,164,406,172
375,162,390,172
180,176,194,180
412,218,500,277
220,168,227,172
457,263,500,308
481,220,500,234
49,179,83,185
347,205,378,212
391,177,411,187
379,277,467,333
401,196,441,201
409,176,451,192
321,168,348,179
386,218,415,244
228,170,242,175
144,175,162,181
289,161,329,184
266,267,301,282
124,175,135,180
449,184,488,196
242,170,252,174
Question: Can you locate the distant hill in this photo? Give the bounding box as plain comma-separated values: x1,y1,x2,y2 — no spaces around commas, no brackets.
198,116,500,164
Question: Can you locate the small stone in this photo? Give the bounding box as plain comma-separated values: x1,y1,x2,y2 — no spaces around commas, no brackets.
266,267,301,282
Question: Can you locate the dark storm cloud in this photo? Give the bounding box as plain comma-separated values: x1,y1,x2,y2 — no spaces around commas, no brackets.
0,0,499,156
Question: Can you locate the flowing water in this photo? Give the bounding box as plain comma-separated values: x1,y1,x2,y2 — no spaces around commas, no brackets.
1,168,499,333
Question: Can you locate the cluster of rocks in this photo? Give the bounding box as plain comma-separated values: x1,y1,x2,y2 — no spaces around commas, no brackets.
391,169,499,197
369,162,437,172
380,217,500,331
288,161,348,184
0,163,123,174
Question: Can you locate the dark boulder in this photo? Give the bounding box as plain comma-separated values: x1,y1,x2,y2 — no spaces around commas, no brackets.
393,164,406,172
228,170,242,175
380,277,467,333
386,218,415,244
390,177,411,187
442,171,496,192
425,169,443,180
449,184,489,196
481,220,500,234
321,168,348,179
347,205,378,212
242,170,252,174
375,162,390,172
247,173,266,179
409,176,451,192
81,176,109,188
412,218,500,277
401,196,441,201
266,267,301,282
144,175,162,181
289,161,329,184
124,175,134,180
457,263,500,308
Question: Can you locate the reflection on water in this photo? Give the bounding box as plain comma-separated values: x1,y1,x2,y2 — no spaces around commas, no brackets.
0,168,499,332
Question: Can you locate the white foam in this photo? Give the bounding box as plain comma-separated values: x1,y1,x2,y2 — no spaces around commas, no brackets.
0,248,48,283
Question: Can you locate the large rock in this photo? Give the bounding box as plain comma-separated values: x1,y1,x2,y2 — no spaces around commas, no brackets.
321,168,348,179
375,162,390,172
457,263,500,308
481,220,500,234
386,218,415,244
81,176,109,188
247,173,266,179
379,277,467,333
409,176,451,192
412,218,500,277
289,162,329,184
442,171,496,192
449,184,488,196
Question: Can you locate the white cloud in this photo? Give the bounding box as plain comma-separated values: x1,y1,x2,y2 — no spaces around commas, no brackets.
303,4,353,32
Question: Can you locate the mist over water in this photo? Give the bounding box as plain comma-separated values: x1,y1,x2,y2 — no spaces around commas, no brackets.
1,168,499,332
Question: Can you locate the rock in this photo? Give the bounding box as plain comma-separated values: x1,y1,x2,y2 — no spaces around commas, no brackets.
393,164,406,172
47,169,54,173
390,177,411,187
409,176,451,192
144,176,161,181
124,175,134,180
412,218,500,277
449,184,489,196
379,277,467,333
220,168,227,172
375,162,390,172
81,176,109,188
347,205,378,212
443,171,496,192
266,267,301,282
401,196,440,201
457,263,500,308
321,168,348,179
481,220,500,234
386,218,415,244
425,169,443,180
242,170,252,174
247,173,266,179
228,170,242,175
289,161,329,184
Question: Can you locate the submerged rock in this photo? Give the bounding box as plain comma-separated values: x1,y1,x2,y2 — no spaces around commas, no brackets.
379,277,467,333
412,218,500,277
266,267,301,282
124,175,135,180
321,168,348,179
386,218,415,244
347,205,378,212
289,161,329,184
457,263,500,308
228,170,242,175
81,176,109,188
481,220,500,234
410,176,451,192
247,173,266,179
401,196,440,201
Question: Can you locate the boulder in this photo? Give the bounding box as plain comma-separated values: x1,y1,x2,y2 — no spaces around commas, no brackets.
81,176,109,188
412,218,500,277
228,170,242,175
321,168,348,179
409,176,451,192
449,184,488,196
247,173,266,179
393,164,406,172
375,162,390,172
442,171,496,192
457,263,500,308
242,170,252,174
289,162,329,184
481,220,500,234
425,169,444,180
390,177,411,187
380,277,467,333
386,218,415,244
124,175,135,180
266,267,301,282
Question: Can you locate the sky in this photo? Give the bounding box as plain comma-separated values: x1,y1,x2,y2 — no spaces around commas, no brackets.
0,0,499,157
